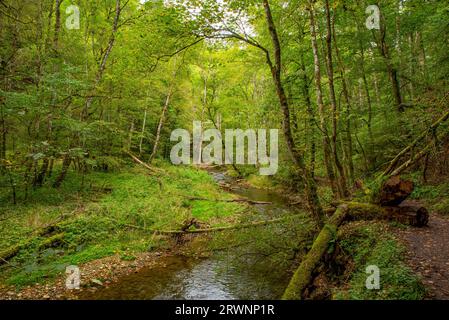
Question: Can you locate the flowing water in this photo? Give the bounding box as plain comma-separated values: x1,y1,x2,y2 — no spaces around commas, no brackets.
82,171,300,300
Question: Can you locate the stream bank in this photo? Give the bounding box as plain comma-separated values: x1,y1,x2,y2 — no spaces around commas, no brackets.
0,167,309,300
78,170,307,300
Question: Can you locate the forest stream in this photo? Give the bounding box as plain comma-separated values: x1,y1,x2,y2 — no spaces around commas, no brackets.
79,171,297,300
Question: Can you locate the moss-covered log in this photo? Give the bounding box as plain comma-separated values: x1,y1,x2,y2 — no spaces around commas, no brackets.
0,224,63,265
324,202,429,227
282,201,429,300
282,205,349,300
38,233,65,250
345,202,429,227
0,243,23,263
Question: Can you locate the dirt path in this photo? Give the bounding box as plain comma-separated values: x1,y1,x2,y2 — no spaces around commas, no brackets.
397,213,449,300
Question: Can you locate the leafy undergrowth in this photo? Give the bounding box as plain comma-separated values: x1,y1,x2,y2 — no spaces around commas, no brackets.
0,164,247,287
410,182,449,215
333,222,425,300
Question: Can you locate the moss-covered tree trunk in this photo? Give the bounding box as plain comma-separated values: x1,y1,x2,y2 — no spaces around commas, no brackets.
262,0,324,227
282,205,349,300
282,201,429,300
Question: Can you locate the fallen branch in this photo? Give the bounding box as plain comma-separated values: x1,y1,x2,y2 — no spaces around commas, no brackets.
389,137,441,177
381,109,449,177
124,150,165,174
187,196,272,205
113,214,305,235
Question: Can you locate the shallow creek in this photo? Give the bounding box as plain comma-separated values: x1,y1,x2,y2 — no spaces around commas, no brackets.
82,171,301,300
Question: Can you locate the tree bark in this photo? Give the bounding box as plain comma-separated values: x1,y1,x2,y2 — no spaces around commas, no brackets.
376,10,403,112
332,17,354,183
300,53,316,177
149,65,179,163
53,0,62,49
139,109,147,155
308,2,338,197
82,0,122,120
324,0,348,197
0,102,6,160
53,154,71,188
262,0,324,227
377,176,414,206
282,205,349,300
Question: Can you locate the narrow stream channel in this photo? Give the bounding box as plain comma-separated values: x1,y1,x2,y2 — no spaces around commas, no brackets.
82,171,300,300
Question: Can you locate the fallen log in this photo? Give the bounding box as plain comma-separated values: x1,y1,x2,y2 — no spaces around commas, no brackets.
0,224,63,265
321,202,429,227
187,196,272,205
124,150,165,174
282,205,349,300
282,201,429,300
0,243,25,264
38,233,65,250
389,205,429,227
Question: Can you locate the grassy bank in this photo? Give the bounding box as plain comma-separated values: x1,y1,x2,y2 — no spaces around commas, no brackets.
334,222,425,300
0,164,247,287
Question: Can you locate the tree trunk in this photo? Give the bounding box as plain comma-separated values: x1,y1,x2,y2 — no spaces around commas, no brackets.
53,155,71,188
82,0,122,120
308,2,338,197
127,121,134,152
0,102,6,160
300,53,316,177
324,0,348,197
377,11,403,112
149,84,174,163
332,17,354,184
53,0,62,49
282,205,349,300
263,0,324,228
139,109,147,155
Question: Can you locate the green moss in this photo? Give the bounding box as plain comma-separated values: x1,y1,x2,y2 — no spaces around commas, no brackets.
283,224,336,300
411,182,449,215
0,244,22,262
283,207,347,300
38,234,65,250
